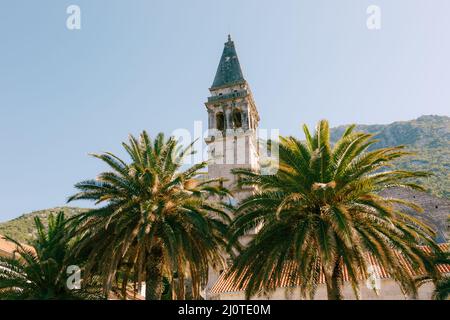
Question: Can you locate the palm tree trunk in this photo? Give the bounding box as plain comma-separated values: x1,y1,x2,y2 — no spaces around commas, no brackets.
326,280,343,300
325,259,343,300
145,245,164,300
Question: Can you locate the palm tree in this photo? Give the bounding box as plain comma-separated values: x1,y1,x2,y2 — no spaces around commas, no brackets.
228,120,441,300
68,131,231,300
0,212,101,300
433,277,450,300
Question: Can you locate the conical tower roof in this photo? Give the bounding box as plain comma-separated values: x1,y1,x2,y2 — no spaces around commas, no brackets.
211,35,245,89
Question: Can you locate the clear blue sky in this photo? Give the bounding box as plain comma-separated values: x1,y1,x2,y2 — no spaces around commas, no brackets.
0,0,449,220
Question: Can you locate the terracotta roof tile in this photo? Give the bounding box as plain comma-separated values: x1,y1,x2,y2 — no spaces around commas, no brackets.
0,235,34,258
211,244,450,294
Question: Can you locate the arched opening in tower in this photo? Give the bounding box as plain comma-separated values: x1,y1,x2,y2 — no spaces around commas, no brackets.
216,112,225,131
232,110,242,128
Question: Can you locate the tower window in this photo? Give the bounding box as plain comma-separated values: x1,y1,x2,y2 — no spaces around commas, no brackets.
232,109,242,128
216,112,225,131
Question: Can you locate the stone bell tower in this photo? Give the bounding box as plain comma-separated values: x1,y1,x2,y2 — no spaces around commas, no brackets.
205,35,260,201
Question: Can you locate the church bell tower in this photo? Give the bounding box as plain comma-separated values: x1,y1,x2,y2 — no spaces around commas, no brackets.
205,35,260,200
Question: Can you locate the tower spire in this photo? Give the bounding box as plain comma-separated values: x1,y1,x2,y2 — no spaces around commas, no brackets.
211,35,245,89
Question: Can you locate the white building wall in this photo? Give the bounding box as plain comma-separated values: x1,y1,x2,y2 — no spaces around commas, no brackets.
211,280,437,300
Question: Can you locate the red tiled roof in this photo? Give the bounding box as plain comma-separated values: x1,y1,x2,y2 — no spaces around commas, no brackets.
0,237,19,257
210,244,450,294
0,235,34,258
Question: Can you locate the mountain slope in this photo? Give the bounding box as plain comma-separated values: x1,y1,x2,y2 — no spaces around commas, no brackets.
0,207,87,244
330,115,450,198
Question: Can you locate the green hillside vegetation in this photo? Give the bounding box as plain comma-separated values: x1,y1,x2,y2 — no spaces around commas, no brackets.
0,207,88,244
330,115,450,198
